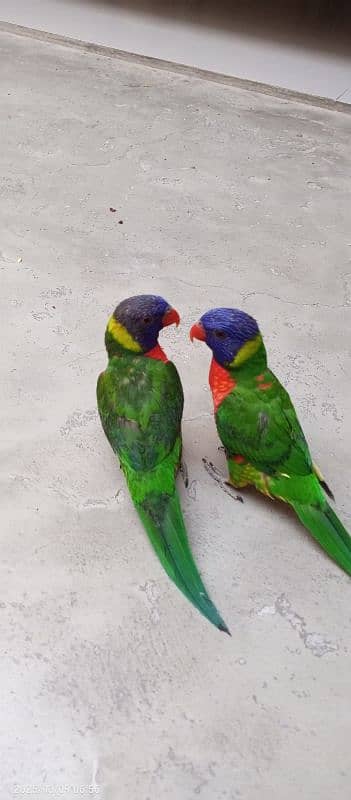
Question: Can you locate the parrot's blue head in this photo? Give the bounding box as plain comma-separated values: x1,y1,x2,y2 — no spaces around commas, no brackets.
190,307,262,367
106,294,180,356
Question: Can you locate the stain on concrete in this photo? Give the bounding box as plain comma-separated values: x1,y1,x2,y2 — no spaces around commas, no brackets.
257,594,339,657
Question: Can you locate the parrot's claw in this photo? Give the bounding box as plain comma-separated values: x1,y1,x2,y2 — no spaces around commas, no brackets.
202,458,244,503
179,460,189,488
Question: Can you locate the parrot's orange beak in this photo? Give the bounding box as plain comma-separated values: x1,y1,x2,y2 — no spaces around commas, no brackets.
190,321,206,342
162,307,180,328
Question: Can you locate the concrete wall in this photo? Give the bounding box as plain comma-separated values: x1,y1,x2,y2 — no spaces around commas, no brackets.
1,0,351,101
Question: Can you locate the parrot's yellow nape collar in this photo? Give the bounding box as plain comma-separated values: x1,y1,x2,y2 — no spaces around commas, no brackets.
107,316,142,353
230,334,262,368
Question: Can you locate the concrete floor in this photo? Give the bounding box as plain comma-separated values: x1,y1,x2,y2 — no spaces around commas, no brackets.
1,28,351,800
1,0,351,102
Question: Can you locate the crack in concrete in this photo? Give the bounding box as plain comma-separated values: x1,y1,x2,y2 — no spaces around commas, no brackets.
171,276,237,293
241,290,351,310
171,281,351,310
183,413,212,423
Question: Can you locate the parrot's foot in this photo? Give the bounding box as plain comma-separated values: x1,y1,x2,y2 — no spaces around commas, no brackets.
202,458,244,503
179,460,189,488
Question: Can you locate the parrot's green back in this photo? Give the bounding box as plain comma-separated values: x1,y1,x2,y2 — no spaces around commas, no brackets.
213,340,351,575
97,353,229,632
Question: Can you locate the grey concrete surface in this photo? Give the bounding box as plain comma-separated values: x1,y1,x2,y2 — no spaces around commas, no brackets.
1,28,351,800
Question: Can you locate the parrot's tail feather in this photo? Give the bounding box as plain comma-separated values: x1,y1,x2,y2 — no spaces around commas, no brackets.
312,462,335,502
292,500,351,576
319,479,335,502
136,489,231,634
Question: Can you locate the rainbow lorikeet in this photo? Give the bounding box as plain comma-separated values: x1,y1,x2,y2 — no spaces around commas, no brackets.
97,295,229,633
190,308,351,576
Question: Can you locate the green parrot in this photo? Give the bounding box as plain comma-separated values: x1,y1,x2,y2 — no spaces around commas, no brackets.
190,307,351,576
97,294,230,633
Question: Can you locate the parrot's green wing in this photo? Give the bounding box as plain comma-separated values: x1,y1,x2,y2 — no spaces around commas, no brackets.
97,354,229,633
216,371,312,481
97,355,183,475
216,370,351,575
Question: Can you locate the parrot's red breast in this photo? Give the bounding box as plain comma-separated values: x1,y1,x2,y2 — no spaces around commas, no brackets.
145,343,169,363
209,358,236,413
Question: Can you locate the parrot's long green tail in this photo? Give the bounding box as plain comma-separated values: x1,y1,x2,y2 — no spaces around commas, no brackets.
135,489,230,634
292,499,351,576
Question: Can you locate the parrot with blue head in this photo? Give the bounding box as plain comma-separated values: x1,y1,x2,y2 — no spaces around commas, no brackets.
190,307,351,576
97,294,230,633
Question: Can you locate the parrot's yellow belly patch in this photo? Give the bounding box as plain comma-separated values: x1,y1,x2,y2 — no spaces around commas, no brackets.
229,458,272,495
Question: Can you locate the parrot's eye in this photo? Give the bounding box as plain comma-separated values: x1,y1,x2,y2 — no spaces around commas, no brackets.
142,315,152,325
214,329,227,339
